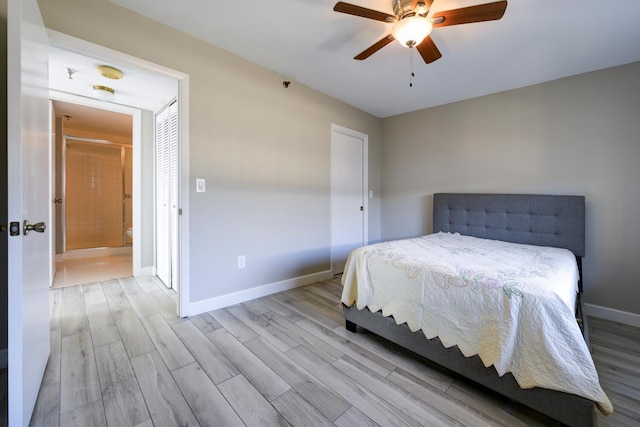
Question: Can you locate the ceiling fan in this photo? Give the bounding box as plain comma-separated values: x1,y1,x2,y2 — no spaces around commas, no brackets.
333,0,508,64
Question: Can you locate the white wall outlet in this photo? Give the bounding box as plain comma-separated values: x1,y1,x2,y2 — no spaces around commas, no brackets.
238,255,246,269
196,178,206,193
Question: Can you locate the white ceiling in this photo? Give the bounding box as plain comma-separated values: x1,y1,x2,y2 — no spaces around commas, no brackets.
49,44,177,113
107,0,640,118
48,44,178,136
51,100,133,139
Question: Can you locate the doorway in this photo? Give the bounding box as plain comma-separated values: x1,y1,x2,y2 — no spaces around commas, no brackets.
46,29,190,317
51,101,135,286
49,98,139,287
331,124,369,275
6,9,189,423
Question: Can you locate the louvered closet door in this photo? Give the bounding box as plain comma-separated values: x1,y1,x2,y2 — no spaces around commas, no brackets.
155,102,178,288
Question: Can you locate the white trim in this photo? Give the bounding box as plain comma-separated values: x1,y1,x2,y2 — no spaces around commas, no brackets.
50,90,143,277
585,303,640,328
184,270,333,317
138,266,156,277
177,77,190,318
47,29,187,81
49,101,55,287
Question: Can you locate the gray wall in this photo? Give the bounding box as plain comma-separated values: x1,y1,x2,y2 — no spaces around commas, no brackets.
381,62,640,316
140,109,154,268
38,0,382,303
38,0,636,317
54,117,63,254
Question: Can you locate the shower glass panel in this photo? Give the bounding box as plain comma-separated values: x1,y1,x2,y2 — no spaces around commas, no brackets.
65,139,128,250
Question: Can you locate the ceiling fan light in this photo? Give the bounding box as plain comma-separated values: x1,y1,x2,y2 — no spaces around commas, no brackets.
392,16,433,48
92,85,116,102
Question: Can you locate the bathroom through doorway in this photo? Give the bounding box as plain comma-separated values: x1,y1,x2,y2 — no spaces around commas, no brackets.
51,102,134,287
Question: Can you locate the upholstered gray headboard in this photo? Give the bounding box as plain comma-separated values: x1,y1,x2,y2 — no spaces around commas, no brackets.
433,193,585,257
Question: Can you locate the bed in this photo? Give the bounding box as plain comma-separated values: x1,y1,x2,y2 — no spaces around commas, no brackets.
341,193,612,427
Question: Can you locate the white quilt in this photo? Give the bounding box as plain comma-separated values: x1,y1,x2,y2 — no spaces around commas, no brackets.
341,232,613,415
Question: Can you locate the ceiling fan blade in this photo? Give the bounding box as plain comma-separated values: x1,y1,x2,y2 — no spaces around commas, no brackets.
431,0,507,27
354,35,394,60
333,2,397,22
416,36,442,64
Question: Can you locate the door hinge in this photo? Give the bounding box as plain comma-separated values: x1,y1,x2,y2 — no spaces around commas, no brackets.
360,206,363,211
178,208,183,215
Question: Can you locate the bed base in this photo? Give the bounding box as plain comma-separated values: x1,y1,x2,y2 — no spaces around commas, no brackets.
344,304,595,427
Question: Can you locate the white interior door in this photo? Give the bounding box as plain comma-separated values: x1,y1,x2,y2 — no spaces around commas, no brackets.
7,0,51,425
331,125,368,275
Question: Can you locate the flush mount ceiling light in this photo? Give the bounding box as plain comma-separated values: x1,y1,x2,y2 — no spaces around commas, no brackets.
97,65,124,80
92,85,116,102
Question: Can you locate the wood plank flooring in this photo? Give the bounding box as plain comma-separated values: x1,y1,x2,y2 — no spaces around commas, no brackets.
27,276,640,426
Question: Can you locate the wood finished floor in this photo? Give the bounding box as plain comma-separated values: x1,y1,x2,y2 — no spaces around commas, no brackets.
28,275,640,426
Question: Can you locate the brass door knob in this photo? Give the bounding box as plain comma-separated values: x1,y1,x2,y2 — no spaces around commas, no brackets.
23,220,46,235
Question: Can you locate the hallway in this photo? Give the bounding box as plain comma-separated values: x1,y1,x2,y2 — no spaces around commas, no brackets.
52,253,132,289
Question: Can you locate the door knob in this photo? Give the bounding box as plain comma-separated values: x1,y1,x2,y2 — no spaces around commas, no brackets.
23,220,46,235
54,198,63,204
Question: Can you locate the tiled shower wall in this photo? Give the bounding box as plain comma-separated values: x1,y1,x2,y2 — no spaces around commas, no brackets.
65,140,127,250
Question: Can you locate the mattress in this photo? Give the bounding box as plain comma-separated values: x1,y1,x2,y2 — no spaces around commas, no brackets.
341,232,612,414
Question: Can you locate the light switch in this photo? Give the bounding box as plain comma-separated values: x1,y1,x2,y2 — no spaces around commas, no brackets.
369,190,374,199
196,178,206,193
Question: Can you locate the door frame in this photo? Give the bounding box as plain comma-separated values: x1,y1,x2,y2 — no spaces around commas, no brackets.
49,102,56,286
47,30,191,317
330,123,369,274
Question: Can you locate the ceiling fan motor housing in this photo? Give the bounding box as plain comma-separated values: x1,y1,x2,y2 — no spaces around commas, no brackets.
393,0,422,19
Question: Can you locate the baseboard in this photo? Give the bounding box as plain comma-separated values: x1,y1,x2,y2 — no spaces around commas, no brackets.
186,270,334,317
585,303,640,328
0,348,6,369
136,266,156,277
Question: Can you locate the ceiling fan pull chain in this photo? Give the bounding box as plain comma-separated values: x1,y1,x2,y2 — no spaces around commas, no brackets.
409,47,415,87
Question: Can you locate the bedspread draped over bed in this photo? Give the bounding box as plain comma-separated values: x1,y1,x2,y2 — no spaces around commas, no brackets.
341,232,613,415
